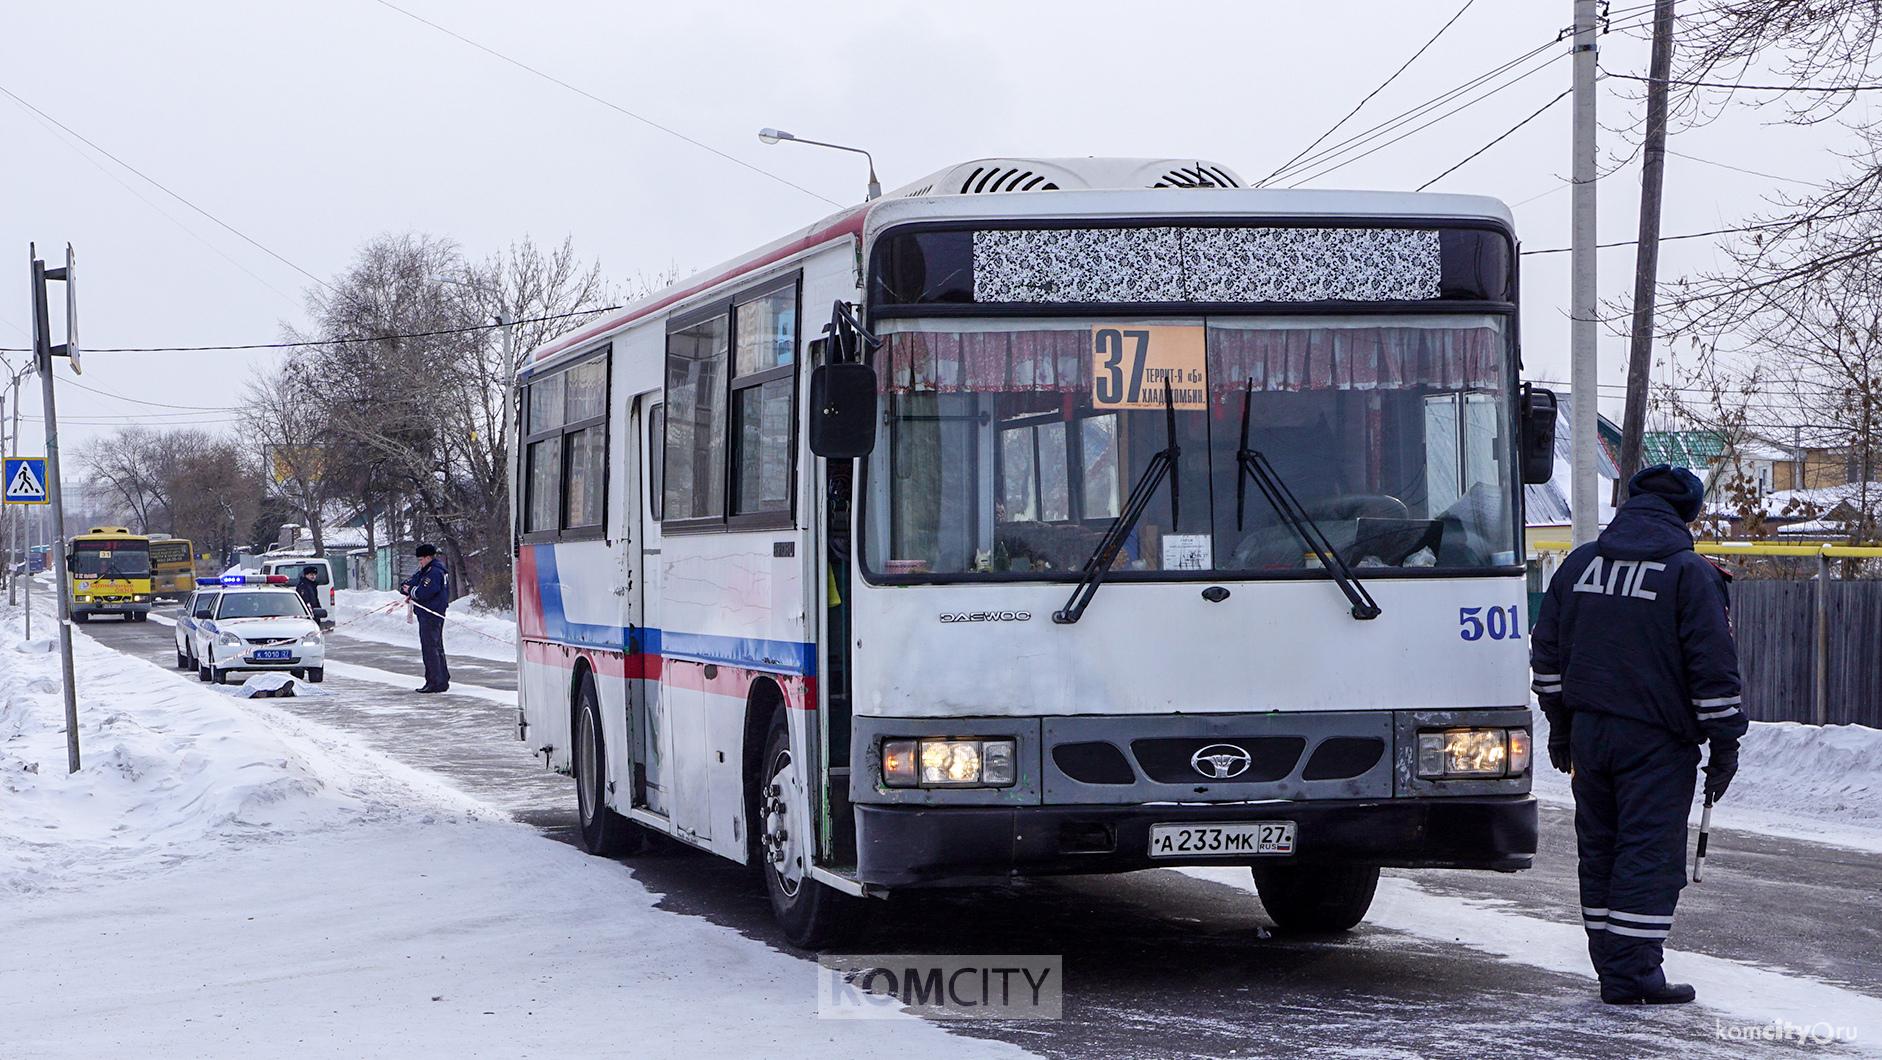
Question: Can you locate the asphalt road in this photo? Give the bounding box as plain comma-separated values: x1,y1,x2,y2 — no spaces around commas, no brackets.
86,605,1880,1058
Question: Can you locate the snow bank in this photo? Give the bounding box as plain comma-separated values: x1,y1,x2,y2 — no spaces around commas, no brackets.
0,599,1023,1059
1531,707,1882,854
0,605,490,895
329,588,517,663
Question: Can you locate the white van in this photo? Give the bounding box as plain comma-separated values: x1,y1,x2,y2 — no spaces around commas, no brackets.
260,555,335,613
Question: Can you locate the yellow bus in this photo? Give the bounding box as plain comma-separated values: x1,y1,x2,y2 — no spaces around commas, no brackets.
147,536,198,598
67,527,154,622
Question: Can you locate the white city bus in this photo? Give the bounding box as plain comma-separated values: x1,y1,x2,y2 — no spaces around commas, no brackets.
513,157,1558,946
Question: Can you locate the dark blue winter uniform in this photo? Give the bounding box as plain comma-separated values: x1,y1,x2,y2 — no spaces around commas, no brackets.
1531,465,1748,1003
400,559,451,691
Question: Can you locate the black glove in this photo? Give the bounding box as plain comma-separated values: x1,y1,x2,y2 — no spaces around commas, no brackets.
1703,740,1739,802
1544,709,1572,774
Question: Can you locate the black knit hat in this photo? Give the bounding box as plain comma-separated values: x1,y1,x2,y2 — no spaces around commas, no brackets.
414,543,437,558
1629,463,1705,522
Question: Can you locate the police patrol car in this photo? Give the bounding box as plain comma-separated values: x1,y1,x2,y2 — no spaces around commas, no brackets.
174,575,326,684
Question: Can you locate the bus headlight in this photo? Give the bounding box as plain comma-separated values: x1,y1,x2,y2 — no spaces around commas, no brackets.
1417,729,1530,778
882,738,1017,788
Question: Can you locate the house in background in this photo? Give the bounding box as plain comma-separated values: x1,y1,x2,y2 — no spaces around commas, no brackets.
1523,391,1620,555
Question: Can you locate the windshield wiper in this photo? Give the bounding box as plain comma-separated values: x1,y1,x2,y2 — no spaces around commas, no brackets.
1235,378,1381,621
1053,379,1181,624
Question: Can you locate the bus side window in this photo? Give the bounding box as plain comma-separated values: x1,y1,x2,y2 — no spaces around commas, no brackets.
649,404,665,520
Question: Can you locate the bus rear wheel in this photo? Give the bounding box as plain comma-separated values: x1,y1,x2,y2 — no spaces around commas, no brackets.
758,710,860,949
1251,864,1380,933
574,674,643,856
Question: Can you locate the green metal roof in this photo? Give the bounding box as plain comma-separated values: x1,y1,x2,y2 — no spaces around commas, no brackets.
1641,430,1726,469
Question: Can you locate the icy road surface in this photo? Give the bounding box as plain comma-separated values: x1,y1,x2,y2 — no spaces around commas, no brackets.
5,599,1876,1058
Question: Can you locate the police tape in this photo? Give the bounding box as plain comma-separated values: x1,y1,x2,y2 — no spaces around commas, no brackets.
400,595,516,647
1531,539,1882,558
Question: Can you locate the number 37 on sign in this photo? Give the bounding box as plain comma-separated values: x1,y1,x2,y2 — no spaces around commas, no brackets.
1090,325,1208,410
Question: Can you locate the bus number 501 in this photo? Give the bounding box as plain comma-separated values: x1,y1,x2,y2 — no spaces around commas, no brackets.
1459,605,1522,641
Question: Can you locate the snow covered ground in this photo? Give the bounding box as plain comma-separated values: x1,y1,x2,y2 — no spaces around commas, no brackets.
327,588,517,663
0,605,1023,1059
1531,707,1882,855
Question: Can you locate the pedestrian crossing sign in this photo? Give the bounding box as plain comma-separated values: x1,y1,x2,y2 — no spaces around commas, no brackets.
4,457,50,505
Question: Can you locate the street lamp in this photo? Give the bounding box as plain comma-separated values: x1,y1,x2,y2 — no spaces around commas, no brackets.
758,127,881,201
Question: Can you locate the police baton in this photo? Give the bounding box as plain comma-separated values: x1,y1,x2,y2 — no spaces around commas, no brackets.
1692,795,1715,883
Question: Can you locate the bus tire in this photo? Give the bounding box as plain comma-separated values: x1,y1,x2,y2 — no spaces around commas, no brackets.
758,710,860,949
574,673,642,856
304,667,324,684
73,613,89,624
1251,864,1380,933
130,611,147,623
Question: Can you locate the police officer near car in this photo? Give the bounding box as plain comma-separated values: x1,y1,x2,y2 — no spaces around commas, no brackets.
1531,464,1748,1005
400,543,451,694
294,566,321,614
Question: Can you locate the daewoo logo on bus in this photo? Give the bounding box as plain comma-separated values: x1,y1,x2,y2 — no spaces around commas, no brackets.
939,610,1032,624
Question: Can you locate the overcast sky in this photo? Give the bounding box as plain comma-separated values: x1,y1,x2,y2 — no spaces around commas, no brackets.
0,0,1855,455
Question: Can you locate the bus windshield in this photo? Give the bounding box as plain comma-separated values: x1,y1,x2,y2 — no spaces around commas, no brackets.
863,315,1519,581
71,542,152,578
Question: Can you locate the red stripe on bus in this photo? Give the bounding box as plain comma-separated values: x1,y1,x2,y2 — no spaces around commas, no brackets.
521,639,816,709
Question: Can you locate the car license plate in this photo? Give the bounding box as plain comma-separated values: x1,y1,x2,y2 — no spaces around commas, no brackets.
251,649,292,660
1148,821,1295,858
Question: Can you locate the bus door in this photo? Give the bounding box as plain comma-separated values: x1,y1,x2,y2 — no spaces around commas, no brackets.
633,395,673,819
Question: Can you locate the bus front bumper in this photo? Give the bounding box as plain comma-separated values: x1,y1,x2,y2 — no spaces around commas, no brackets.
854,795,1537,888
73,597,151,616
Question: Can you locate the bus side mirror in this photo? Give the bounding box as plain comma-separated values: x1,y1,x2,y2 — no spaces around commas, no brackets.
808,362,878,459
1520,386,1558,484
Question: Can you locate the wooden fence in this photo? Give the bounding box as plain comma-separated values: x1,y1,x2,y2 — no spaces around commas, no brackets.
1735,579,1882,728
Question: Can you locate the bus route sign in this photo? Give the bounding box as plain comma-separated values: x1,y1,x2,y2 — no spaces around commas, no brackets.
4,457,50,505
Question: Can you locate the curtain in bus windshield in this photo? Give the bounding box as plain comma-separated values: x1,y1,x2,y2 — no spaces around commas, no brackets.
865,316,1516,579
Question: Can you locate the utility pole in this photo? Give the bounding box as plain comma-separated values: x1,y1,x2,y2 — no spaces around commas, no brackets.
1616,0,1677,502
1571,0,1602,545
30,242,82,773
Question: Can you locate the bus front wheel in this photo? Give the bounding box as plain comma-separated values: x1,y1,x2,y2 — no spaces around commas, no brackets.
1251,863,1380,933
758,710,860,949
573,673,643,856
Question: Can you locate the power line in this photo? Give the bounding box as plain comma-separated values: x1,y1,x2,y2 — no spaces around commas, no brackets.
1267,39,1560,187
1258,0,1480,186
1286,49,1565,188
1521,220,1778,255
1267,4,1668,188
1602,68,1882,92
1417,88,1573,191
0,303,620,355
373,0,843,208
0,81,332,292
58,378,228,412
1664,148,1824,187
0,93,305,308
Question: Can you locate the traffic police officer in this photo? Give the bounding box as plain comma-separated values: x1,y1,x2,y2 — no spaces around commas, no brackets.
400,543,451,694
1531,464,1748,1005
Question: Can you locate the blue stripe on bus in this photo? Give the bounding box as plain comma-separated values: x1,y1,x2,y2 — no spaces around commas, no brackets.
529,544,815,676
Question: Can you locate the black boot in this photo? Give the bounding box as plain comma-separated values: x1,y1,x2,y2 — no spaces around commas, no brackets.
1603,982,1696,1005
